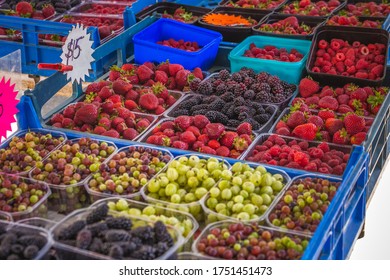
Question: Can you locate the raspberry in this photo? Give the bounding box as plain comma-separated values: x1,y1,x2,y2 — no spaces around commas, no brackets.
269,145,281,157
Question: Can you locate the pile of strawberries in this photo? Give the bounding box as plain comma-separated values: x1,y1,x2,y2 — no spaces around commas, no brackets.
50,101,153,141
295,78,389,116
244,43,304,62
274,106,373,145
246,134,350,176
145,116,254,159
223,0,285,10
256,16,316,35
327,15,383,29
39,34,66,47
108,62,204,92
311,39,386,80
157,38,201,52
341,2,390,18
0,28,21,41
281,0,342,17
76,3,127,15
161,7,200,23
85,75,179,115
7,1,55,19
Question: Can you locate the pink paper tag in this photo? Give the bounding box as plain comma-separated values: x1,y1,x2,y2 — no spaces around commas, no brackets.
0,77,19,139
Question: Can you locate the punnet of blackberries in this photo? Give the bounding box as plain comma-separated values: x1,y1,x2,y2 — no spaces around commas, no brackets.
190,68,296,105
0,223,48,260
55,204,176,260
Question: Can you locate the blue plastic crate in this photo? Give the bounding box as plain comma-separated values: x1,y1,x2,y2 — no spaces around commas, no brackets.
133,18,222,70
228,35,311,84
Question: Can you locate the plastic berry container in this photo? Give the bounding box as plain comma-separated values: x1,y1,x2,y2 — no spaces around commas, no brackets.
90,197,199,250
135,2,212,24
228,35,312,84
218,0,287,11
200,162,291,225
192,220,311,260
0,128,67,176
140,154,231,223
0,220,52,260
0,173,51,221
306,25,389,86
68,1,129,17
275,0,347,19
197,7,270,43
84,145,174,203
265,174,342,235
133,18,222,70
28,137,117,215
0,211,12,222
178,252,213,259
338,0,390,19
50,206,184,260
253,14,326,40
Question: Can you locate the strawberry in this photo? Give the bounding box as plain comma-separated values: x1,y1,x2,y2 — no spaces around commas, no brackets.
276,127,290,136
166,95,177,106
124,100,138,110
111,117,125,129
136,119,151,132
350,132,367,145
286,111,305,128
205,123,225,140
152,82,169,99
168,64,184,77
102,129,120,138
307,115,324,129
350,88,367,102
73,104,98,126
198,134,210,144
318,109,336,120
344,113,365,134
139,93,159,111
186,126,201,137
85,83,100,94
371,64,384,77
155,105,165,115
338,104,355,114
192,67,203,80
101,101,115,114
175,116,193,130
16,1,33,17
112,79,132,95
98,117,111,130
42,4,55,18
108,94,122,104
154,70,168,84
93,126,107,135
175,69,191,87
62,118,74,129
98,86,113,100
192,141,204,151
156,61,170,74
51,113,64,124
207,140,220,150
220,131,238,149
233,136,249,152
81,124,93,132
199,146,216,155
193,115,210,129
136,65,154,82
299,78,319,97
332,128,350,145
121,64,136,72
116,107,132,119
324,118,344,135
172,141,189,150
292,123,317,140
122,128,139,140
216,146,230,157
236,122,252,135
160,121,175,131
180,131,196,145
318,96,338,110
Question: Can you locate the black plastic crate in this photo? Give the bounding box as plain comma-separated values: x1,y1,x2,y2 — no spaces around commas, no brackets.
218,0,287,11
306,25,389,87
197,6,270,43
253,13,326,40
340,0,390,18
275,0,347,19
136,2,211,24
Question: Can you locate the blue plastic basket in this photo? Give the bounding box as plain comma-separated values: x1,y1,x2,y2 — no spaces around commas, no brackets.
228,35,311,84
133,18,222,70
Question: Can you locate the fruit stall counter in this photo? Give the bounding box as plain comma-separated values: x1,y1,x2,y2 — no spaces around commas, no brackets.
0,0,389,260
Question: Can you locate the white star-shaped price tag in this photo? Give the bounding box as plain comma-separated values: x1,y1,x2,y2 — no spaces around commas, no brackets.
60,24,94,84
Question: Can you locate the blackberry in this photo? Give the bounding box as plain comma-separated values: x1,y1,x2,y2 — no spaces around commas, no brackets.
86,204,108,224
0,245,10,259
234,106,251,115
205,111,229,125
254,114,270,124
250,83,262,93
285,84,297,94
155,242,169,257
154,222,173,247
240,67,256,78
220,92,235,102
76,229,92,249
238,112,250,121
18,235,46,248
251,102,264,112
233,83,247,96
265,106,275,115
104,230,131,242
121,242,138,256
243,118,261,130
274,94,286,103
222,102,232,113
272,84,284,95
231,72,243,83
256,72,269,83
212,79,223,88
1,233,16,246
190,78,202,92
109,245,124,259
218,69,231,81
225,107,236,119
58,220,86,240
23,245,39,259
233,97,246,106
267,75,281,88
191,104,209,113
106,217,132,230
89,238,104,253
171,109,189,117
197,81,213,95
255,91,271,103
209,98,225,111
11,244,24,255
130,245,156,260
202,96,219,103
131,226,155,245
227,120,241,128
259,83,271,93
178,99,201,111
215,83,227,95
226,80,237,92
87,222,109,237
192,109,209,116
243,89,255,100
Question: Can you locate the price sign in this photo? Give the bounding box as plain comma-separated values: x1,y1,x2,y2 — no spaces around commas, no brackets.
0,77,19,140
60,24,94,84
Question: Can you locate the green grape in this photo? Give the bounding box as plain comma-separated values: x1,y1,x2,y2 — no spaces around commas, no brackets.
226,201,234,209
202,177,216,189
177,164,190,175
233,195,244,204
167,168,179,181
209,187,220,198
159,176,170,187
197,169,209,181
185,192,196,203
215,203,226,212
240,190,249,199
251,194,263,206
260,186,273,195
187,176,199,188
142,206,156,216
177,175,187,187
243,204,256,215
195,187,207,200
178,156,189,165
232,202,244,213
189,204,201,215
128,208,142,216
158,188,166,198
207,161,219,172
221,170,233,180
221,188,232,200
186,169,195,178
165,183,177,196
261,193,272,205
115,199,129,211
206,197,218,209
249,173,261,185
256,165,267,174
237,212,250,221
261,173,273,187
188,155,200,166
218,180,230,190
272,180,284,192
171,194,181,203
243,181,255,193
232,176,243,186
231,185,241,196
107,201,116,211
231,162,243,173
